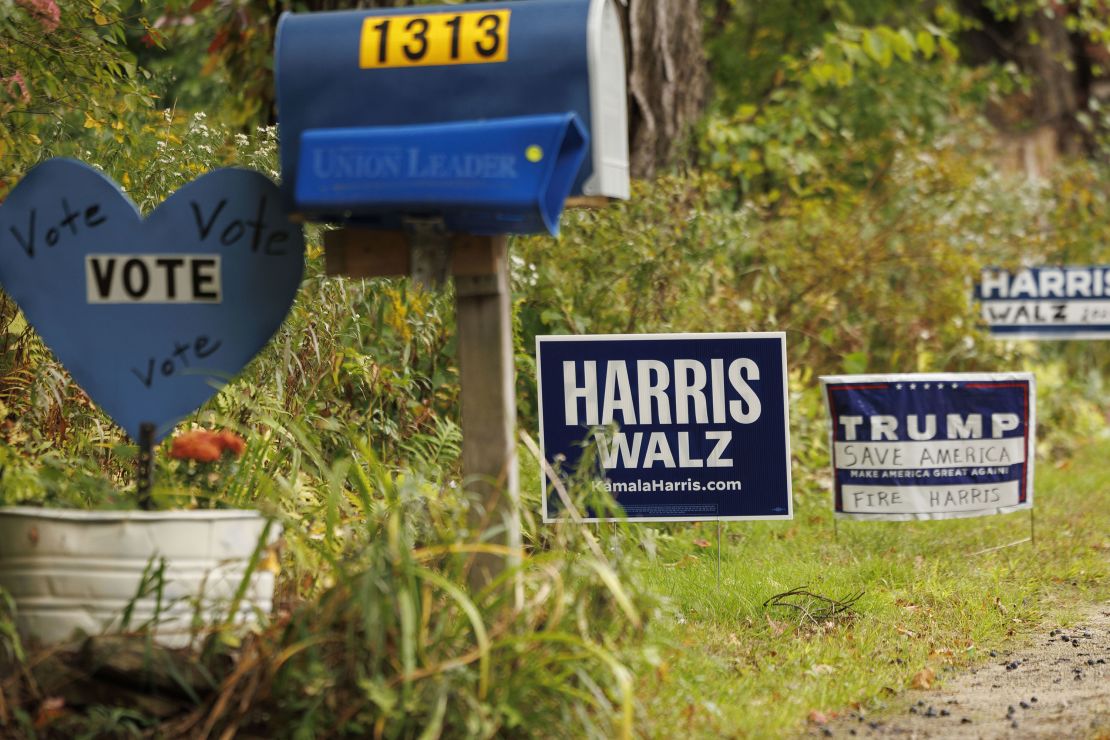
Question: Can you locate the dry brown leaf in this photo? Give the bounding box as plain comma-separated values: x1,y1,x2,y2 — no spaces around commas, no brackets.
911,667,936,690
673,554,699,569
34,697,66,729
808,710,829,725
929,648,955,659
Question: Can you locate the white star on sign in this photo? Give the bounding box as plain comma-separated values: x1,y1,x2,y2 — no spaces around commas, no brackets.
910,383,917,389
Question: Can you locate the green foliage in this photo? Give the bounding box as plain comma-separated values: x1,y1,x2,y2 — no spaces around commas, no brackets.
516,139,1006,385
204,443,651,738
0,0,152,193
129,0,280,126
701,1,997,203
705,0,939,111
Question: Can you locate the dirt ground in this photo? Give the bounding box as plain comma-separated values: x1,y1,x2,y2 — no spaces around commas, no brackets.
815,600,1110,739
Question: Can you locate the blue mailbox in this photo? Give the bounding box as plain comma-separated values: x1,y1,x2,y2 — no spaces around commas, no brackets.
275,0,628,235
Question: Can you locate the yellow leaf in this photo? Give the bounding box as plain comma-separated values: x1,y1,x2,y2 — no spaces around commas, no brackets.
83,112,101,130
735,103,758,121
94,12,109,25
260,548,281,574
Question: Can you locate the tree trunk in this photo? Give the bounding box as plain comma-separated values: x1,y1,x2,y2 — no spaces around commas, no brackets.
959,1,1091,156
621,0,708,178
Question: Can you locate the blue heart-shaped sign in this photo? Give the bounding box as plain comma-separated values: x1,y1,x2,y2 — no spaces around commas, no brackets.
0,159,304,441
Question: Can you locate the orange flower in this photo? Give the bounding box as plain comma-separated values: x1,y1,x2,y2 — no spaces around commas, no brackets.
216,430,246,456
169,429,246,462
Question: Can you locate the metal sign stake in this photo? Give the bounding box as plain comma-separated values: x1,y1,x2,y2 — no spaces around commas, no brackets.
137,422,155,510
716,519,722,589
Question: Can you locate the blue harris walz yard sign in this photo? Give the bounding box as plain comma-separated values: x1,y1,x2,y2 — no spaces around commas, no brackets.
536,333,793,522
0,158,305,442
978,266,1110,339
821,373,1035,520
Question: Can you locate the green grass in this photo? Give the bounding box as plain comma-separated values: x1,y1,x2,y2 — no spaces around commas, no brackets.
621,438,1110,737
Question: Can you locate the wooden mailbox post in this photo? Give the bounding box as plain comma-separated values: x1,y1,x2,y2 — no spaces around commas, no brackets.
326,229,519,586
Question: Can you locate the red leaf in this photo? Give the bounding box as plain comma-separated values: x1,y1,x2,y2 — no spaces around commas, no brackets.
208,28,228,55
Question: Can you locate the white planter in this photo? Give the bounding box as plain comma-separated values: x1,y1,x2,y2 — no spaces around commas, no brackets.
0,507,280,647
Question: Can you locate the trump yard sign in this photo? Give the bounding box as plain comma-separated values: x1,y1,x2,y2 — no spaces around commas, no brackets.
821,373,1035,520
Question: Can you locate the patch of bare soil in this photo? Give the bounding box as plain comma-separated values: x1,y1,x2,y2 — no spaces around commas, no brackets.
817,600,1110,739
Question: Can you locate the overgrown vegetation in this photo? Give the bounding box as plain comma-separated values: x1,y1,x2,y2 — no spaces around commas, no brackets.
1,0,1109,736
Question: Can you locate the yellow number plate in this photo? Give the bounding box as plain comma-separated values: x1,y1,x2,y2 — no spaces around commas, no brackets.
359,10,510,69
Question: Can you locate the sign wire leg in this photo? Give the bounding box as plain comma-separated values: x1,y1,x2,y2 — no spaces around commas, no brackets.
137,422,155,510
716,519,722,590
833,516,839,544
1030,507,1036,547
